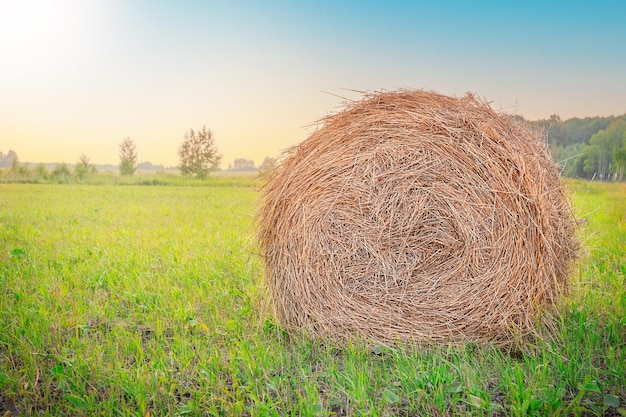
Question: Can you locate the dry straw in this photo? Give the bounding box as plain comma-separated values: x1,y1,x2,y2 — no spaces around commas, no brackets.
257,89,578,346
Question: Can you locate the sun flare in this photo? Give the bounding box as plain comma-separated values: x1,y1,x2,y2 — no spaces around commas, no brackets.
0,0,104,87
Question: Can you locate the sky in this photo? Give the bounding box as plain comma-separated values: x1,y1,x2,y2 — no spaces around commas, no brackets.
1,1,625,168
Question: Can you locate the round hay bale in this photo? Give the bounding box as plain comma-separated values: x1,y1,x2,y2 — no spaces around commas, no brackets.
257,89,578,346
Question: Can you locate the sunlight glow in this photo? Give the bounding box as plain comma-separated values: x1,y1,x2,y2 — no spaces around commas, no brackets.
0,0,103,88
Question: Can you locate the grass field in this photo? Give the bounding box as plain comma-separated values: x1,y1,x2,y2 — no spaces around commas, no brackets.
1,179,624,416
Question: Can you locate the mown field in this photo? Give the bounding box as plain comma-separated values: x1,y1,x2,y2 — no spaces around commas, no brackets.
1,179,624,416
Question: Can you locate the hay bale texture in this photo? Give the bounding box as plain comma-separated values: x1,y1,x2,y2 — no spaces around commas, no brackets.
257,89,578,346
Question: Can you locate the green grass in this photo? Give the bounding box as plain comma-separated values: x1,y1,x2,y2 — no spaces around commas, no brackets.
1,180,624,416
0,168,264,188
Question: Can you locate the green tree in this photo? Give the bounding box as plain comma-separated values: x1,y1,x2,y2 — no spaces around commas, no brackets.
178,126,222,179
34,164,49,181
613,131,626,181
583,119,626,180
51,163,71,183
551,143,586,178
74,154,96,180
119,137,138,176
10,156,30,178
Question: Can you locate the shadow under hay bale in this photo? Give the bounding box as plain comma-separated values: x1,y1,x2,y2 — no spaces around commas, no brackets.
257,89,578,346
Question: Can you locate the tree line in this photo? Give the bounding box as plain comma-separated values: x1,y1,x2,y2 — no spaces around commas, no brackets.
527,113,626,181
1,153,97,183
117,116,626,182
3,126,277,182
4,116,625,182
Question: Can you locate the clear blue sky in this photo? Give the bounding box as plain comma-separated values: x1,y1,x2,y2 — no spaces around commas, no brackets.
1,0,625,167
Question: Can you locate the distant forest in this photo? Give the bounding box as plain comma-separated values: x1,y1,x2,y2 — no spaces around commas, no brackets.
525,113,626,181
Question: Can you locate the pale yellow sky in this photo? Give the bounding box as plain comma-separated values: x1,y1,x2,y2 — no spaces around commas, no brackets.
2,1,625,168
